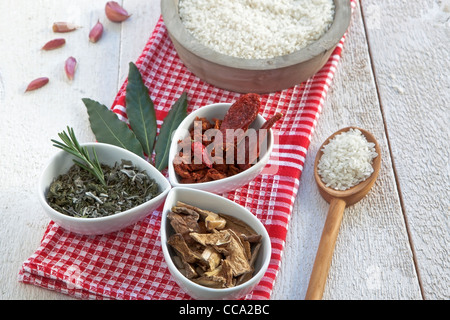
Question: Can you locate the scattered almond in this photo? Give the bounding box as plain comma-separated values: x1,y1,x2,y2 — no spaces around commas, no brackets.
25,77,49,92
105,1,131,22
64,57,77,81
42,38,66,50
89,20,103,43
52,22,79,33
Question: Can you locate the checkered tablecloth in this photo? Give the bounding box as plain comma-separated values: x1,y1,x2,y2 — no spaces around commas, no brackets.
19,1,355,300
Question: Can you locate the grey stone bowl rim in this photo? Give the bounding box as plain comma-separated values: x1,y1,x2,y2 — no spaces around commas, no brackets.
161,0,351,71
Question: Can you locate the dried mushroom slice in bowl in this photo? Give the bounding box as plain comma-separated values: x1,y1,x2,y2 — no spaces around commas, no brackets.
167,201,263,289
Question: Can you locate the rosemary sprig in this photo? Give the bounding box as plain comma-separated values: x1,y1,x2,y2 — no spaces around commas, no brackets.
51,126,106,186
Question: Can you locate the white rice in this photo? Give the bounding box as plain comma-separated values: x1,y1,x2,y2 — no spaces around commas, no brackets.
318,129,378,191
178,0,335,59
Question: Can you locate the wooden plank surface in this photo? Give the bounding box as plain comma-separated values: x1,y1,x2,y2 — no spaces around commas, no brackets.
0,0,447,300
360,0,450,300
271,0,422,299
0,0,123,300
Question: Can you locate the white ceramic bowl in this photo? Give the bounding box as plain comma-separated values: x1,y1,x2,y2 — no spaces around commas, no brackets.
161,0,351,93
161,187,271,300
168,103,274,194
38,142,171,235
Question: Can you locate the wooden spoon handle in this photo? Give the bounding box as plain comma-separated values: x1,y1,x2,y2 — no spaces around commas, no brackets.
305,198,346,300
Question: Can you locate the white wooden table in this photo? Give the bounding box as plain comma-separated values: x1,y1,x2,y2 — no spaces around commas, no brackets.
0,0,448,300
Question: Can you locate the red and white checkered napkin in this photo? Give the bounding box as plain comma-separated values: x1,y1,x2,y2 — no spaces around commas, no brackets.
19,4,354,299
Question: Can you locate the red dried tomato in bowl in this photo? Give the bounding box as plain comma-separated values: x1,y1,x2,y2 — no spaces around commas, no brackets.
168,93,282,194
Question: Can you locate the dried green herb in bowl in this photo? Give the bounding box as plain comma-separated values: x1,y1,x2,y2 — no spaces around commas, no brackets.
47,160,160,218
47,127,161,218
38,135,171,235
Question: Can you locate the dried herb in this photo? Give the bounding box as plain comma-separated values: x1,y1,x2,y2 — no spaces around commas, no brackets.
47,160,160,218
83,97,145,158
126,62,157,157
51,126,106,186
154,92,188,171
83,62,188,171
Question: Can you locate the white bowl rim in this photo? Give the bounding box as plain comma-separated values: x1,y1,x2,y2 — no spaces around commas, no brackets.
38,142,171,223
168,103,274,188
161,0,352,70
160,187,272,294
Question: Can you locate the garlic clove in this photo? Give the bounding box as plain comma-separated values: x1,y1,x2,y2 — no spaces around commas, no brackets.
105,1,131,22
42,38,66,50
52,22,79,33
64,57,77,81
25,77,49,92
89,20,103,43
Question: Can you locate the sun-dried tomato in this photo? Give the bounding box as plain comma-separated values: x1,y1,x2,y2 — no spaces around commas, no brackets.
220,93,260,134
191,141,213,168
173,94,283,184
237,112,284,170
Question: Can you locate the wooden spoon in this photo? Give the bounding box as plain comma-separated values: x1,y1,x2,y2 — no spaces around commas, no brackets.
305,127,381,300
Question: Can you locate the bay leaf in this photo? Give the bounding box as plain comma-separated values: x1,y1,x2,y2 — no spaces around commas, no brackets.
125,62,157,157
83,98,144,158
154,92,188,171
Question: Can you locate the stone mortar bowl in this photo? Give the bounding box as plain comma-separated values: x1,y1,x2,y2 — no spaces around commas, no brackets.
161,0,351,93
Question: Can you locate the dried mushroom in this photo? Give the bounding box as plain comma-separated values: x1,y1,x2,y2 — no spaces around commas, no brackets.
189,230,231,246
167,233,200,264
167,201,263,289
174,201,227,231
167,209,200,244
